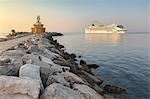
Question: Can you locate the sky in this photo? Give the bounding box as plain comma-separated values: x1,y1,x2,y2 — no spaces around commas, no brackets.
0,0,149,33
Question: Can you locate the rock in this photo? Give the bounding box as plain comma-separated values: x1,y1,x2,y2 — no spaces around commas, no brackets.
40,83,89,99
22,53,70,86
19,64,44,92
104,85,127,94
49,48,63,56
70,53,76,59
21,54,53,87
0,50,26,76
46,71,84,87
21,54,70,87
62,71,85,84
78,70,104,95
40,67,51,87
43,33,53,40
27,45,39,53
0,64,18,76
0,50,25,68
49,64,70,76
80,70,103,85
37,37,55,48
87,64,100,69
27,37,39,45
46,74,70,87
73,83,104,99
78,55,82,58
63,52,71,60
80,60,91,73
0,94,36,99
0,49,26,60
53,59,79,74
22,58,32,64
22,54,51,69
39,55,55,65
43,49,63,60
80,60,86,65
0,76,41,99
19,64,43,86
104,95,116,99
0,58,11,65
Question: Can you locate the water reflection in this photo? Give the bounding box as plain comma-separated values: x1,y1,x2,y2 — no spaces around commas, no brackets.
85,33,124,45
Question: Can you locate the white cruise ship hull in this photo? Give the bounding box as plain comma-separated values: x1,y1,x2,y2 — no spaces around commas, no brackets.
85,23,127,34
85,29,127,34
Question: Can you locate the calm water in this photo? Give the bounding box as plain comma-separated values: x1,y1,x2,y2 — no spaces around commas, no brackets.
54,33,150,99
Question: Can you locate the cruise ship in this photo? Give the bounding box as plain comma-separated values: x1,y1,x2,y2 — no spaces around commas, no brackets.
85,23,127,33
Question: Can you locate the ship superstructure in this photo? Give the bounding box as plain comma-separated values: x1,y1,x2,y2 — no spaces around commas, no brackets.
85,23,127,33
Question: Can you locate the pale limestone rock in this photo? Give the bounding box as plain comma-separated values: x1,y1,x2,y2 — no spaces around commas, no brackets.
0,76,41,99
73,83,104,99
40,83,89,99
19,64,41,82
0,94,35,99
19,64,44,91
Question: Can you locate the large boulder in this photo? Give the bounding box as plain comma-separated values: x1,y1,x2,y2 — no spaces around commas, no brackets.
0,64,18,76
0,76,41,99
62,71,85,84
42,64,69,87
49,64,70,76
46,74,70,87
42,49,62,60
19,64,44,90
0,50,26,76
73,83,104,99
46,71,85,87
78,70,104,94
53,59,79,74
21,54,51,69
40,83,89,99
104,85,127,94
21,54,69,87
39,55,55,65
19,64,41,81
0,49,26,59
80,70,103,85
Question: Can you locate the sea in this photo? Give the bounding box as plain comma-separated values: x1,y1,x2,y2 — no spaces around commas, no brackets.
0,32,149,99
53,32,150,99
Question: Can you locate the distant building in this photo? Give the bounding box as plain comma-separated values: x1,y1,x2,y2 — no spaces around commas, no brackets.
31,15,46,33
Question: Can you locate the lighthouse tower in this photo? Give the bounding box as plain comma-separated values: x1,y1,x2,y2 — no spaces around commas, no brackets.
31,15,46,33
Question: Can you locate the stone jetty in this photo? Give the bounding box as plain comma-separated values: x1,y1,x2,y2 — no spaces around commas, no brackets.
0,32,126,99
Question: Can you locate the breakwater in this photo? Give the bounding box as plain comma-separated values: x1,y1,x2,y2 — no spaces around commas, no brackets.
0,33,126,99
